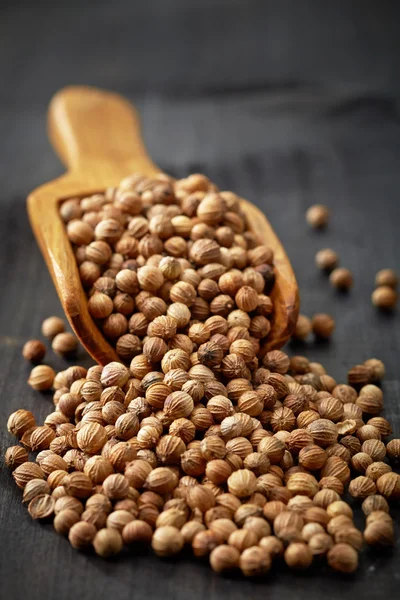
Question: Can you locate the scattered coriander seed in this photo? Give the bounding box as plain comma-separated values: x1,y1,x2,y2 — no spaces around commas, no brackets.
22,340,46,363
292,314,312,341
306,204,330,229
372,286,397,310
284,542,313,570
52,332,79,357
375,269,397,289
311,313,335,339
41,316,65,339
28,365,56,391
329,268,353,291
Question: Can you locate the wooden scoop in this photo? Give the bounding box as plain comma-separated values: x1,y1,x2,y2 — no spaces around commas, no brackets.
27,86,299,365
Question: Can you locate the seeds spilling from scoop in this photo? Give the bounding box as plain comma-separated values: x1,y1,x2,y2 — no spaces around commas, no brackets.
4,173,399,579
60,173,276,362
5,342,399,576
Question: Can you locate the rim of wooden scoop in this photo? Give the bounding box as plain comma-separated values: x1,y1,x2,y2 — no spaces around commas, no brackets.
27,85,299,365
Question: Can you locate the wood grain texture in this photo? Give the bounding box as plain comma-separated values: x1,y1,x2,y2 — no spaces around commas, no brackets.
28,86,298,364
1,2,400,600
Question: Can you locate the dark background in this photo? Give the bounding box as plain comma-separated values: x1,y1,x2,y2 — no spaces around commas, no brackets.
0,1,399,598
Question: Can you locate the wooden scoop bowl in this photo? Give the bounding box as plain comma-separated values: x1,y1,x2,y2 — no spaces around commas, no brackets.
27,86,299,365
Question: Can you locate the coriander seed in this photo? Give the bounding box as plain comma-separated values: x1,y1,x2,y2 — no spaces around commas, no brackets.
7,409,36,437
364,521,394,547
330,267,353,291
152,525,184,557
93,528,123,557
28,365,56,391
28,494,55,520
53,509,80,535
293,314,311,340
306,204,329,228
5,445,29,470
315,248,338,272
41,316,65,339
68,521,97,550
375,268,397,289
327,543,358,573
210,544,240,573
239,546,271,577
284,542,313,570
372,286,397,310
22,340,46,363
311,313,335,339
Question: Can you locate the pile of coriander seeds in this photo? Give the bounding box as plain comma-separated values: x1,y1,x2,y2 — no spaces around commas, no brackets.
61,172,276,362
4,171,400,577
5,351,400,573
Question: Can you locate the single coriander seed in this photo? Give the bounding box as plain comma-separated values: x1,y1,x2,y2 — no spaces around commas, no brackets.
315,248,339,272
52,332,78,357
93,528,124,557
311,313,335,339
28,365,56,391
372,286,397,310
375,268,397,289
210,544,240,573
306,204,330,228
22,340,46,363
41,316,65,339
329,268,353,291
152,525,184,557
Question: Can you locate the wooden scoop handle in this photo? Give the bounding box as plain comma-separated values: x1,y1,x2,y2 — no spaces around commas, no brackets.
48,86,159,180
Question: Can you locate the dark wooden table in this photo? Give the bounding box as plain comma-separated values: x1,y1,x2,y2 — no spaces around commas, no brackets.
1,1,399,598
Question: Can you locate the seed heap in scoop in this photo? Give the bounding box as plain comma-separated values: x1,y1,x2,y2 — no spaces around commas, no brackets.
60,173,276,362
5,348,400,574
